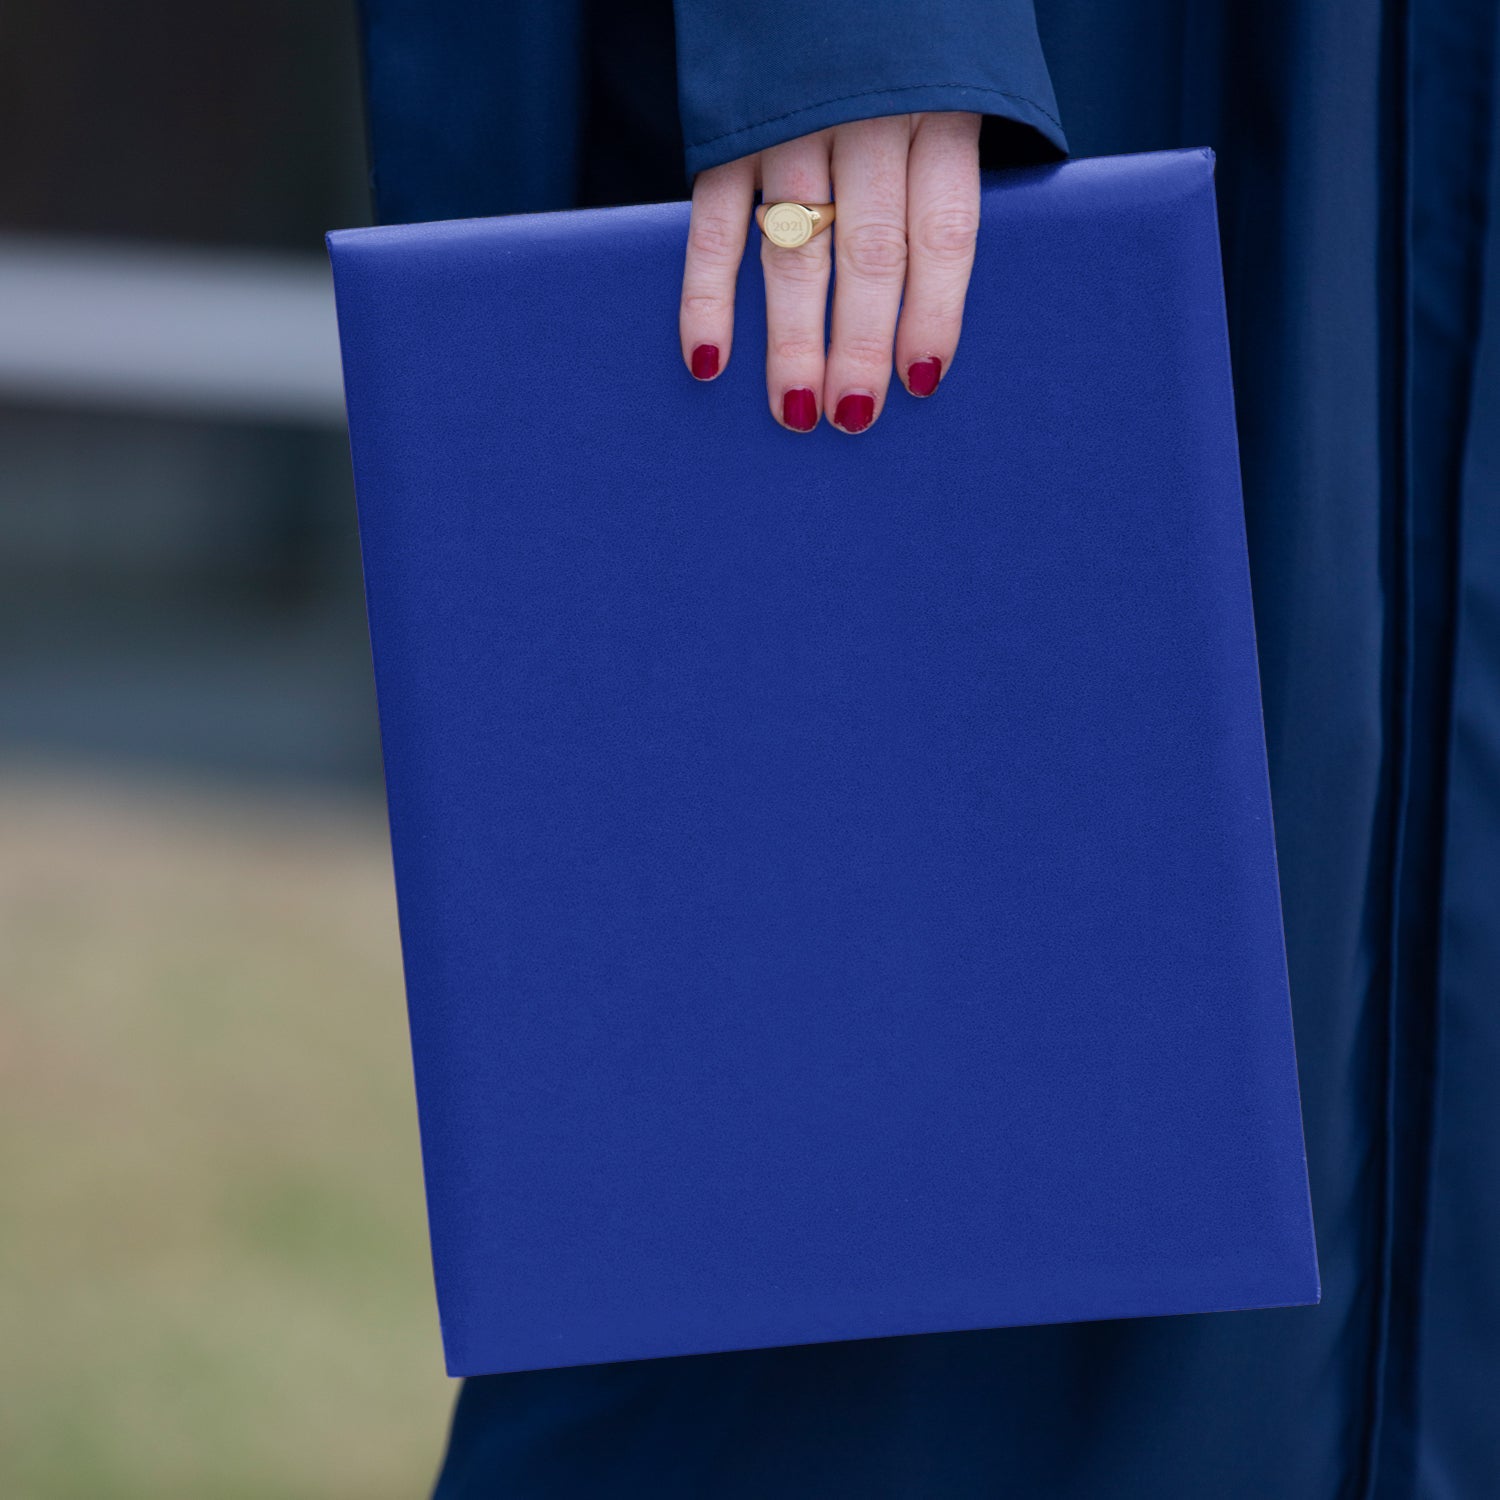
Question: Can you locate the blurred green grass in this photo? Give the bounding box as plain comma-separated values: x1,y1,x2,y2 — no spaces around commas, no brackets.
0,769,452,1499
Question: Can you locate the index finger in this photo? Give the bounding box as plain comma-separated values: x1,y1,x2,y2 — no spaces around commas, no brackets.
680,156,756,380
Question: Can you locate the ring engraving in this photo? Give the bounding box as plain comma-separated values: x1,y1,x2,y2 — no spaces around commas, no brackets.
760,201,836,249
764,203,815,248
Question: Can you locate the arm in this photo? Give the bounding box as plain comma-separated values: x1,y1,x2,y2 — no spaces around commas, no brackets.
673,0,1066,433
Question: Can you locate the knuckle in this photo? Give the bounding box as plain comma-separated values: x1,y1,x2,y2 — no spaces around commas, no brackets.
681,290,730,320
838,221,908,281
913,203,980,263
688,214,743,265
762,240,829,287
908,290,966,331
835,331,894,370
770,333,825,365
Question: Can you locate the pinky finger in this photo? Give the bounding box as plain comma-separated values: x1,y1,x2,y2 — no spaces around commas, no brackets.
680,156,756,380
896,112,981,398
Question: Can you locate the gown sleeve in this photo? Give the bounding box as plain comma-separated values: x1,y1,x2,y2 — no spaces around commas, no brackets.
671,0,1067,178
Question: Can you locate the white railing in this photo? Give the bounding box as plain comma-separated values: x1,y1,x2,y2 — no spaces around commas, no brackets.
0,235,346,426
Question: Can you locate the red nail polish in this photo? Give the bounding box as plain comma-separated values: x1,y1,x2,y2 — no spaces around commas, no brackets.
691,344,720,380
783,388,818,431
833,393,875,433
908,356,942,397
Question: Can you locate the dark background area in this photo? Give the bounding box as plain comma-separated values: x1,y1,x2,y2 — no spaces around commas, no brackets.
0,0,377,786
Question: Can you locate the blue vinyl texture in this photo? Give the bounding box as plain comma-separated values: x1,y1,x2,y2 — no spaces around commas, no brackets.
328,149,1319,1378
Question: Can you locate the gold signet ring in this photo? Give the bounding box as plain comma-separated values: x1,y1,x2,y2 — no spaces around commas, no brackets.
756,201,836,249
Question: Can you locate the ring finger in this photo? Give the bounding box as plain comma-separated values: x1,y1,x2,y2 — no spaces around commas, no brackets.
759,131,833,432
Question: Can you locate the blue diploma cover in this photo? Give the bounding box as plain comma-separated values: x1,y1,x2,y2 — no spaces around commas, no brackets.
329,149,1319,1377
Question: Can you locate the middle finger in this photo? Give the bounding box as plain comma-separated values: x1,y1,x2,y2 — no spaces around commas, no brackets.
826,116,910,434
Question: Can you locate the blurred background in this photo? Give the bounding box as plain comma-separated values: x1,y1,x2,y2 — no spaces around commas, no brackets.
0,3,456,1495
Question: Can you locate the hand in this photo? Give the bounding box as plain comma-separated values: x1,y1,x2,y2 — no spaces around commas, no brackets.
679,112,981,434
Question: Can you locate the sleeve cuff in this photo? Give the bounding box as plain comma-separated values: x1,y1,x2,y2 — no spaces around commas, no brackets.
673,0,1067,179
683,81,1066,178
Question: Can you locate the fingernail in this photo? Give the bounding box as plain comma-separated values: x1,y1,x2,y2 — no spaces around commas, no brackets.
833,393,876,433
907,356,942,397
691,344,720,380
782,388,818,431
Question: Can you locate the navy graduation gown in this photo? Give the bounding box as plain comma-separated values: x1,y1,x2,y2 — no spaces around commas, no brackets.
354,1,1500,1494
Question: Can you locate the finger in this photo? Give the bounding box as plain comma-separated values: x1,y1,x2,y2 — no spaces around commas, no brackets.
681,155,756,380
825,116,910,434
896,112,981,398
759,130,833,431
